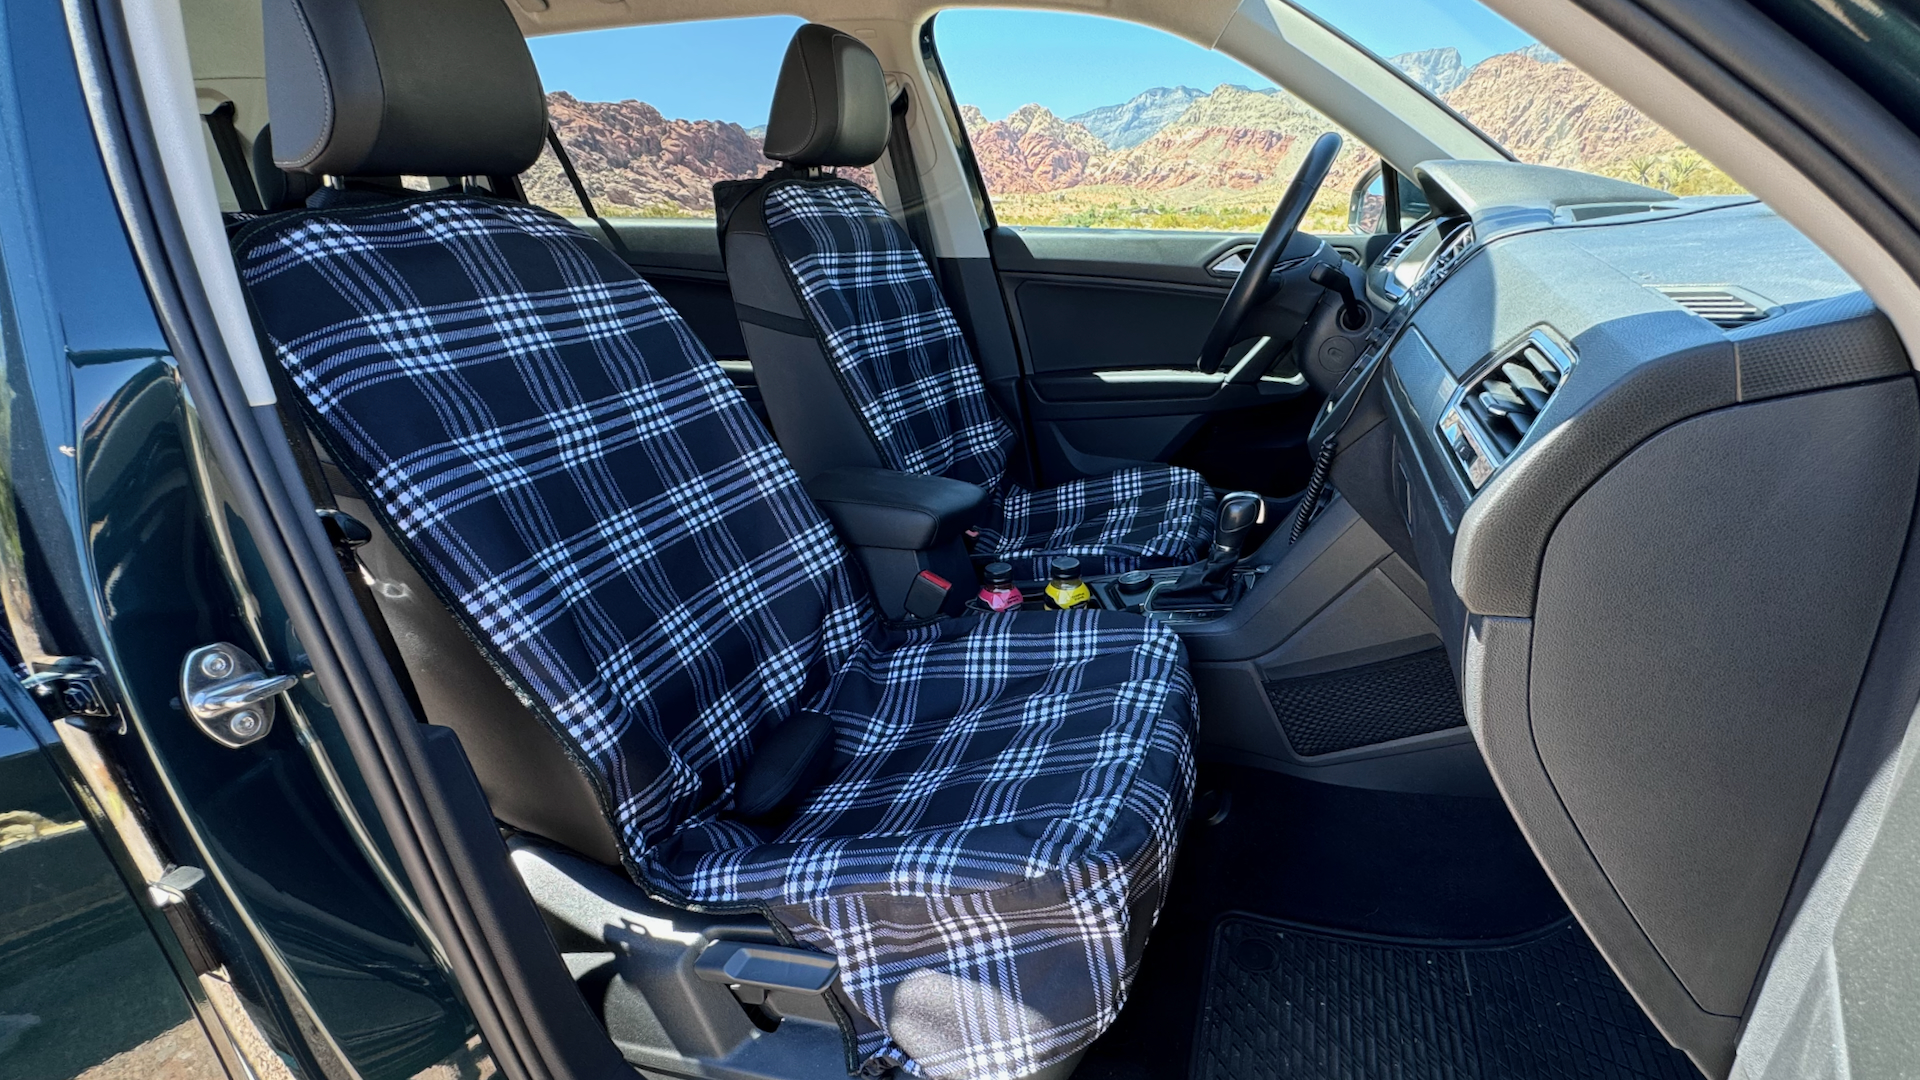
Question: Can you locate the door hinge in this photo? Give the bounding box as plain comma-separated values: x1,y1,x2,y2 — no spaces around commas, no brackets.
21,657,125,735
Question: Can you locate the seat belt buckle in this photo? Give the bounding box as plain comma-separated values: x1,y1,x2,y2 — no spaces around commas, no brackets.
903,570,951,621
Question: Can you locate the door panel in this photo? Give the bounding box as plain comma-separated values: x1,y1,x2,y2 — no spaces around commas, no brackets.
0,694,226,1080
989,225,1324,492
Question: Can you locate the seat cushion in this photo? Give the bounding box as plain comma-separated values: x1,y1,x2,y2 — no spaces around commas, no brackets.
976,465,1219,580
652,609,1196,1080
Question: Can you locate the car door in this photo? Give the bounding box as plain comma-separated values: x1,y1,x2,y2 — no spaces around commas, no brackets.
925,10,1406,496
0,3,497,1075
0,679,231,1080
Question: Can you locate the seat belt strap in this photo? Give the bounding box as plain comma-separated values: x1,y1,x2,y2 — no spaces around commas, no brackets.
887,86,939,268
203,102,265,214
263,359,427,719
545,125,632,258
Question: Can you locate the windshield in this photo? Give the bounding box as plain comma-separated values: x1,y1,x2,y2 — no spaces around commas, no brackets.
1292,0,1746,197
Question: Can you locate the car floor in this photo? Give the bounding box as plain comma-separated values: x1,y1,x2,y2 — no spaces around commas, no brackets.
1074,763,1700,1080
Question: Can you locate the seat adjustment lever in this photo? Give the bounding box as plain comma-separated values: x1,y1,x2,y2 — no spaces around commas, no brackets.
694,940,838,995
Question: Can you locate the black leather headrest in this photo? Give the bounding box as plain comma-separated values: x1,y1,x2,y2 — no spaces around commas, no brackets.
263,0,546,178
763,24,889,168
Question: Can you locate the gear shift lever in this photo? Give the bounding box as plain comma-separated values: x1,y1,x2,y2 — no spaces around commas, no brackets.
1155,491,1263,607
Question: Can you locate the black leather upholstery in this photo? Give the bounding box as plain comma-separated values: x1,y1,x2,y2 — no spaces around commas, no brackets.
251,125,323,211
805,467,987,551
762,24,889,168
262,0,546,177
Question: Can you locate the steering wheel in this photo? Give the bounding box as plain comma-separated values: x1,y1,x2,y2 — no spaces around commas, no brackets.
1196,131,1345,374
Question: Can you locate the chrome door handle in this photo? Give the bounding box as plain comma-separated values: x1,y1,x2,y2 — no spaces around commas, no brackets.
180,643,297,748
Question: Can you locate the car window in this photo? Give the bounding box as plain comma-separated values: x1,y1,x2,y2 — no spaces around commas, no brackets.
525,16,875,220
931,9,1381,233
1292,0,1747,196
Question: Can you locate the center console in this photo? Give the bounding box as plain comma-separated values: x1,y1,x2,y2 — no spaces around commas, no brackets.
964,562,1273,623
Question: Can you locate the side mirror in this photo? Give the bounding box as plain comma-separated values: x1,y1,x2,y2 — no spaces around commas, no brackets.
1348,163,1386,235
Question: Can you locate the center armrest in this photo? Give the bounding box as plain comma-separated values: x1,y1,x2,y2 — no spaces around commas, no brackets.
805,467,987,552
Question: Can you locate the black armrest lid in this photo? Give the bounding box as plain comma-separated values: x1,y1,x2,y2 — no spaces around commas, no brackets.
805,467,987,550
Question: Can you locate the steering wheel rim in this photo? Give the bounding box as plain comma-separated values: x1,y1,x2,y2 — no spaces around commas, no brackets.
1196,131,1345,374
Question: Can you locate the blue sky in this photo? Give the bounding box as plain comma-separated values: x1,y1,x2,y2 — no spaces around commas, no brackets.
529,16,802,125
528,3,1536,126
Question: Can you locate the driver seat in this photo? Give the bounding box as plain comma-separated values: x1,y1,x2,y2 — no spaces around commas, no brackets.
717,25,1217,580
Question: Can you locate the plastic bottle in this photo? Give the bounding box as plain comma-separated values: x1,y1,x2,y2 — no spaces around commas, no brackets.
977,561,1024,612
1044,556,1091,610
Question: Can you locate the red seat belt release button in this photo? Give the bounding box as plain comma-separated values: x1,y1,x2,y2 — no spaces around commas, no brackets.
903,570,952,621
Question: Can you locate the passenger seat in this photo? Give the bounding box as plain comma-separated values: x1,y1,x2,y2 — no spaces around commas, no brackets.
717,25,1219,581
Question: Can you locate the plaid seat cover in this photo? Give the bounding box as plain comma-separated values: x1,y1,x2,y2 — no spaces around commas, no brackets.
760,180,1214,577
234,192,1195,1080
976,467,1219,581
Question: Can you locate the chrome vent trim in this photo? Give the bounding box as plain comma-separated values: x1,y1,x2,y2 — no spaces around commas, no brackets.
1408,222,1475,304
1651,285,1769,328
1438,329,1576,489
1379,223,1427,265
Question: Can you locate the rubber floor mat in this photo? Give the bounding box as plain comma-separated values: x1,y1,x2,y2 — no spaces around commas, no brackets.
1194,915,1699,1080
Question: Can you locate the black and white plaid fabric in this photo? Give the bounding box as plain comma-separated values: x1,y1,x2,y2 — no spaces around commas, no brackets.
235,191,1195,1080
976,467,1218,581
761,179,1215,577
664,610,1193,1077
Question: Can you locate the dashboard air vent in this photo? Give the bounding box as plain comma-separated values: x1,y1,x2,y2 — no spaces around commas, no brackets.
1438,330,1577,488
1651,285,1768,328
1378,222,1429,266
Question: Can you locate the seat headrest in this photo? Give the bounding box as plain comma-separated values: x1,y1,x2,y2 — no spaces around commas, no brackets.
263,0,547,178
763,24,889,168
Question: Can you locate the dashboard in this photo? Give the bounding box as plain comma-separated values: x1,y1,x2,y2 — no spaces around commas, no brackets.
1342,159,1919,1072
1359,160,1891,636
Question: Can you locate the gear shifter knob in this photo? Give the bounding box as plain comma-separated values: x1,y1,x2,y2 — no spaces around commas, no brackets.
1211,491,1263,559
1153,490,1265,609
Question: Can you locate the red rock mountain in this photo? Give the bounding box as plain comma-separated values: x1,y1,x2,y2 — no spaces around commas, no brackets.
531,50,1736,223
955,53,1734,211
959,103,1105,193
1444,52,1678,171
527,92,873,217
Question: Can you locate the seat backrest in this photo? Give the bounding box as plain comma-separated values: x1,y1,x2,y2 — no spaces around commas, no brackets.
240,0,876,863
721,26,1017,492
